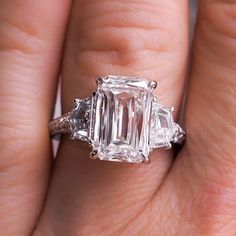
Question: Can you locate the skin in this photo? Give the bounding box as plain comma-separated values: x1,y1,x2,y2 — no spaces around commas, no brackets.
0,0,235,235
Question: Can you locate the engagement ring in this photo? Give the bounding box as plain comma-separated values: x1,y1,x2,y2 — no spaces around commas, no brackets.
49,75,185,163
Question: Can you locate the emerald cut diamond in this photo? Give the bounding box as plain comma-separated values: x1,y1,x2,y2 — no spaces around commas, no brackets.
90,76,153,163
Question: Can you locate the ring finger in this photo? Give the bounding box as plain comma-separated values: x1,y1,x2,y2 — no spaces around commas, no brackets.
37,0,188,234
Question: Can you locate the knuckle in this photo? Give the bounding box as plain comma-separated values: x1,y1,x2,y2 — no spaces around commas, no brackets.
0,124,32,170
72,1,181,76
0,21,42,55
0,5,48,55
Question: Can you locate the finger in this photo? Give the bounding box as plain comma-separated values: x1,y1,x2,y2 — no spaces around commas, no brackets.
36,0,188,234
160,1,236,234
0,1,71,235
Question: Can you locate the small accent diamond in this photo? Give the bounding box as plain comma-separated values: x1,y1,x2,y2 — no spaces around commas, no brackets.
150,101,176,149
69,98,91,141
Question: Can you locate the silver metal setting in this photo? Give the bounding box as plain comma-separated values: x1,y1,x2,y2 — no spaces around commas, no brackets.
49,75,185,164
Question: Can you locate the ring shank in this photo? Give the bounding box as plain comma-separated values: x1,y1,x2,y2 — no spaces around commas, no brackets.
49,109,186,147
49,112,72,136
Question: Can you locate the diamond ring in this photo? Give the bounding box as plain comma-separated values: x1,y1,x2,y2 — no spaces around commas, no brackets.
49,75,185,164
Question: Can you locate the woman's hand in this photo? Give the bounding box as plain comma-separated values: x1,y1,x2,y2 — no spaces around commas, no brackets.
0,1,235,235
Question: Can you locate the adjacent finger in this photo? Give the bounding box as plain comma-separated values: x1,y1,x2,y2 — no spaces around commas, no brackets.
0,1,71,235
160,1,236,234
36,0,189,234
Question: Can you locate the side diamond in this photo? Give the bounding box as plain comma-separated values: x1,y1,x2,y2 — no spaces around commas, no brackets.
150,101,176,148
69,98,92,141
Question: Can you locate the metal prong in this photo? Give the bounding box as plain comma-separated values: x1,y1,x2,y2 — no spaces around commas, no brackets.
153,96,158,102
168,106,174,112
96,77,103,86
88,140,92,147
143,156,151,164
70,133,76,140
73,99,81,105
148,81,158,90
90,150,98,159
165,143,172,150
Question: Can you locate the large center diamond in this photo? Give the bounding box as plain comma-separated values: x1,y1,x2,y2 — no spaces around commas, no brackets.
90,76,153,163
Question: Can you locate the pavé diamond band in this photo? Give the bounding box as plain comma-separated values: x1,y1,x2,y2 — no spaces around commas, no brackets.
49,76,185,163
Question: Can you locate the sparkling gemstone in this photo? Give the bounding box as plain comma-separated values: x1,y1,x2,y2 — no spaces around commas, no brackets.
90,76,153,163
69,98,91,141
150,102,175,148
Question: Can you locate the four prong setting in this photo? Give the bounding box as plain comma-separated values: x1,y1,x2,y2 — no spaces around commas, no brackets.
96,77,104,86
65,75,185,164
90,75,154,163
148,80,158,90
90,150,98,160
